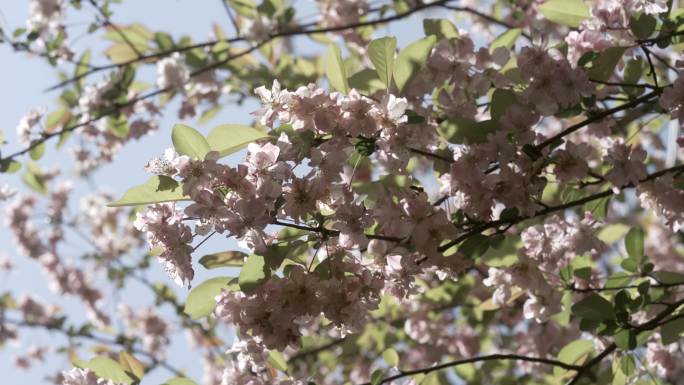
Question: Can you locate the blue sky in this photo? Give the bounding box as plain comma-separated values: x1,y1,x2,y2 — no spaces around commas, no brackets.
0,1,439,383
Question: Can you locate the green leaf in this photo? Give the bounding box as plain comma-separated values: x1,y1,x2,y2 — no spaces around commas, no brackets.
367,37,397,88
571,293,615,322
198,251,248,269
597,224,630,244
661,318,684,345
172,124,211,159
108,114,130,138
0,159,21,174
630,13,657,40
45,108,71,131
154,32,174,50
118,352,145,380
161,378,198,385
83,357,134,385
75,50,91,89
624,227,644,262
423,19,459,40
611,358,627,385
490,89,517,121
614,329,637,350
22,163,47,195
652,271,684,284
268,350,288,372
437,117,497,144
370,370,385,385
537,0,590,28
490,28,522,52
382,348,399,367
108,176,189,207
393,35,437,92
623,58,645,95
239,254,269,293
459,234,490,259
29,141,45,160
183,276,236,320
619,354,636,376
105,43,140,64
589,47,627,82
348,69,386,95
324,44,349,94
554,340,594,376
227,0,257,17
206,124,268,157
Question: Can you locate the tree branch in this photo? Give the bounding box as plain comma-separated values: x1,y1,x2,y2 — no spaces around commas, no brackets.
361,354,582,385
439,162,684,252
45,0,452,92
6,318,185,377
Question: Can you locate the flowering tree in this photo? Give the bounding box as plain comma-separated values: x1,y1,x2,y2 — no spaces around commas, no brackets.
3,0,684,384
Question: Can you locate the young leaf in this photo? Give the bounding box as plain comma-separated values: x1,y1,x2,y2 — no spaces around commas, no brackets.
370,370,385,385
382,348,399,367
198,251,248,269
554,340,594,376
367,37,397,88
490,89,517,121
162,378,198,385
619,354,636,376
437,117,498,144
624,227,644,262
490,28,522,52
423,19,459,40
22,163,47,195
571,293,615,322
29,141,45,160
348,68,386,95
614,329,637,350
459,234,490,259
183,276,236,320
239,254,269,293
206,124,268,157
268,350,288,372
0,159,21,174
630,13,657,40
172,123,211,159
83,357,134,385
118,352,145,380
661,318,684,345
537,0,590,28
324,44,349,94
589,47,627,82
108,176,189,207
393,35,437,92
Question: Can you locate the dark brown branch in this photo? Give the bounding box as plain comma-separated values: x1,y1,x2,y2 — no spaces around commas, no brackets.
360,354,582,385
535,89,660,152
441,4,532,41
3,0,454,164
45,0,453,92
568,280,684,293
88,0,143,57
272,219,403,242
6,318,185,377
438,163,684,253
568,296,684,384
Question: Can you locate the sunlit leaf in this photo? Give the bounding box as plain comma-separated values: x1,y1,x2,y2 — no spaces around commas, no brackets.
324,44,349,94
108,176,189,207
172,123,211,159
184,276,236,320
206,124,268,157
393,35,436,92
